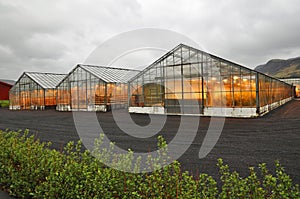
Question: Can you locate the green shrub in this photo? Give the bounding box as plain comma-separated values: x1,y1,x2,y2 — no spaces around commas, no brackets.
0,100,9,107
0,130,299,198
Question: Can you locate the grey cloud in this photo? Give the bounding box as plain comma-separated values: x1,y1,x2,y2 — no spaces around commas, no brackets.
185,0,300,67
0,0,299,80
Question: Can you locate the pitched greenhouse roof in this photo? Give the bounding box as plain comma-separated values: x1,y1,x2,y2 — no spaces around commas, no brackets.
79,64,140,83
128,43,289,85
25,72,66,89
129,43,237,82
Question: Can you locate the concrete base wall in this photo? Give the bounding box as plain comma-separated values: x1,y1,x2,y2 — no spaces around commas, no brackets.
56,104,108,112
259,97,292,115
9,105,45,110
128,97,293,117
56,105,71,111
9,105,20,110
56,104,128,112
203,107,257,117
129,106,257,117
128,106,165,114
87,105,107,112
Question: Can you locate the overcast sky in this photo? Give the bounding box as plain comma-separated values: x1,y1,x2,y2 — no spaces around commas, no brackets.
0,0,300,80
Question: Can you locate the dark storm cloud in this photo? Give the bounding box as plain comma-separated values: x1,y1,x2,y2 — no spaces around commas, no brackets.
0,0,299,80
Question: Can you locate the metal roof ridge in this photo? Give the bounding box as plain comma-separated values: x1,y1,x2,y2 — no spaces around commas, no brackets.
24,71,67,75
78,64,140,72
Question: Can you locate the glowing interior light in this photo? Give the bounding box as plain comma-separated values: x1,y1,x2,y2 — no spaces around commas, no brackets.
243,78,248,82
211,77,217,81
233,76,239,80
223,79,228,82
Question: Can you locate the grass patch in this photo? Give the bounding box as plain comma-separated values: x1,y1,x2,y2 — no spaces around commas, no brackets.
0,100,9,108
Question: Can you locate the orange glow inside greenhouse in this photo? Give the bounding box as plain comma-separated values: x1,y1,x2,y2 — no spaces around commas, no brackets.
128,44,294,117
9,45,295,117
9,72,66,110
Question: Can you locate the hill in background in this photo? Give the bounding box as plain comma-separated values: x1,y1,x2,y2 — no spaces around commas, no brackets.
255,57,300,78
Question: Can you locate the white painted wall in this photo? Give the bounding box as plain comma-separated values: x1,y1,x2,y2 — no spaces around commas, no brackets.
203,107,257,117
9,105,20,110
128,97,293,117
56,105,71,111
128,106,165,114
259,97,292,115
129,106,257,117
57,104,108,112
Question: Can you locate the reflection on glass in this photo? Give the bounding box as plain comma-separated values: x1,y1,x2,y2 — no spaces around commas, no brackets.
129,44,293,114
56,67,130,110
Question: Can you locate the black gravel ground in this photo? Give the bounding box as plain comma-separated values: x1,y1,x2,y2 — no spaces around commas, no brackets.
0,100,299,184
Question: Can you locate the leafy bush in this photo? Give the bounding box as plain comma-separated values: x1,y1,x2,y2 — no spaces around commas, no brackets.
0,130,299,198
0,100,9,108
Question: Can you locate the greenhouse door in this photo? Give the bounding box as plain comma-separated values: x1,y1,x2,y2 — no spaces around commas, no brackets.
78,81,87,110
21,92,30,109
164,98,181,114
165,98,203,115
70,81,79,110
181,99,203,115
70,81,87,110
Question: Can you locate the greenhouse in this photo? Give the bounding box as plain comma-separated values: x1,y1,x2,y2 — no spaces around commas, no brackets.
56,64,140,112
128,44,294,117
9,72,66,110
280,78,300,98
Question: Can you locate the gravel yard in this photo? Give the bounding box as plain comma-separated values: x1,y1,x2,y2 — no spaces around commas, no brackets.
1,99,299,184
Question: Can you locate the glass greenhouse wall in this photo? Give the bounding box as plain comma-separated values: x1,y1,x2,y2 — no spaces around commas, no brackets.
9,72,66,110
56,64,139,112
128,44,293,117
280,78,300,98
